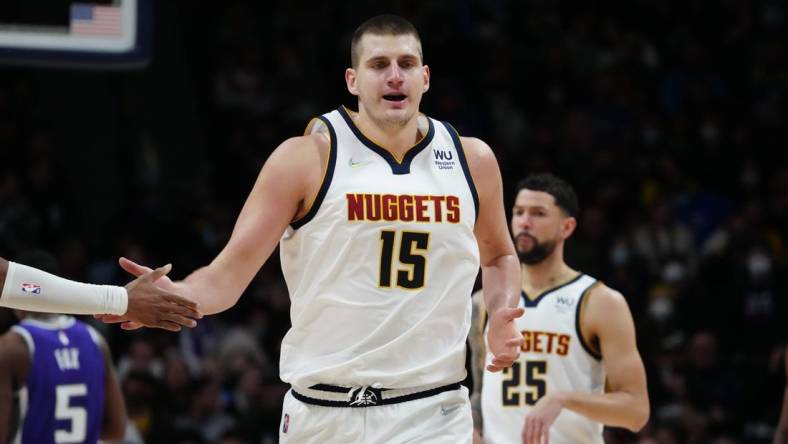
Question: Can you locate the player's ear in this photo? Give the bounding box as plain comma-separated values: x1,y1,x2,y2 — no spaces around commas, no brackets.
346,68,359,96
562,216,577,240
422,65,430,93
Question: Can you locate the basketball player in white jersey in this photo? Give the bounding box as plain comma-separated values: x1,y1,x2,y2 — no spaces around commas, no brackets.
469,174,649,444
99,14,525,443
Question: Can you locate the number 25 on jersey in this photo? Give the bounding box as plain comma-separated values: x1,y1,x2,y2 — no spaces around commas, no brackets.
502,360,547,406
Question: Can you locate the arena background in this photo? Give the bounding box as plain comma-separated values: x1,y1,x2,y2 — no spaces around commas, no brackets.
0,1,786,443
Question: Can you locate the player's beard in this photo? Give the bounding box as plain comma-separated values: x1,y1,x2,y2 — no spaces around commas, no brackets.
515,233,557,265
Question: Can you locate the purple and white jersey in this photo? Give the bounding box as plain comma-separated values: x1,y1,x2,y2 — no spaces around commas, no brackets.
11,316,105,444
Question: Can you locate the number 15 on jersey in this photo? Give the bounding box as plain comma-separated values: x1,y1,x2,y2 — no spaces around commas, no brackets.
378,230,431,290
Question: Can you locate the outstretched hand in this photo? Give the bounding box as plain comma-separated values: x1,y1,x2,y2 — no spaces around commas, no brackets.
522,393,563,444
119,257,179,292
486,306,525,372
95,258,200,332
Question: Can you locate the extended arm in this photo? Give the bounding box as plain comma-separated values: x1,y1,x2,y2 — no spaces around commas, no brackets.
1,257,199,331
173,135,325,314
560,286,649,430
462,137,523,371
523,285,649,444
109,134,327,319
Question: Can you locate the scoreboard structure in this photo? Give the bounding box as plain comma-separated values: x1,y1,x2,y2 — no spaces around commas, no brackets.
0,0,151,69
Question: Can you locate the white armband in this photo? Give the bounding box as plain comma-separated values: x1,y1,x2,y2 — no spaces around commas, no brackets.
0,261,128,315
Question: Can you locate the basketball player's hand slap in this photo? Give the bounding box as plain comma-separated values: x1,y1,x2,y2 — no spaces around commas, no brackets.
95,258,201,332
485,306,525,372
522,393,563,444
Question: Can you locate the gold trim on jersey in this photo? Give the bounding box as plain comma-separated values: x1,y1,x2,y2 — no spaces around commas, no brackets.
522,272,583,306
303,117,319,136
292,117,333,226
577,281,603,359
341,106,429,164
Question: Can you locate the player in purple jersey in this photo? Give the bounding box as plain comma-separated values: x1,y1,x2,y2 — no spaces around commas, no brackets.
0,251,126,444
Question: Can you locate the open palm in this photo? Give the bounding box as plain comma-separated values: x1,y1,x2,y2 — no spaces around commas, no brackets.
95,257,186,330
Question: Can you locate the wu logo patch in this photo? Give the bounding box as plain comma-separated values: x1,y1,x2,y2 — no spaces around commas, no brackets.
433,149,456,170
555,295,575,312
433,149,453,161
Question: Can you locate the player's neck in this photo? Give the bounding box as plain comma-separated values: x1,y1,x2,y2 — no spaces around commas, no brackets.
353,108,422,158
521,252,576,294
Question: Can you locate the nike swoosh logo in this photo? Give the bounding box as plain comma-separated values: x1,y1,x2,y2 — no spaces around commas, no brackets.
440,404,461,416
349,158,371,168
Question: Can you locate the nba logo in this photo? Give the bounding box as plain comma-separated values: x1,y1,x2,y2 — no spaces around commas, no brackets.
21,283,41,294
282,413,290,434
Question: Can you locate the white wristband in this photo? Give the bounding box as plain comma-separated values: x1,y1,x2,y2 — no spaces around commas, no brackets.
0,261,128,315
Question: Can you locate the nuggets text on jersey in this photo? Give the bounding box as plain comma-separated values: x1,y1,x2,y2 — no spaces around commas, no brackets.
346,193,460,223
520,330,570,356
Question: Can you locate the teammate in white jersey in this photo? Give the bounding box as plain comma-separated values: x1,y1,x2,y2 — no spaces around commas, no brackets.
100,14,525,443
469,174,649,444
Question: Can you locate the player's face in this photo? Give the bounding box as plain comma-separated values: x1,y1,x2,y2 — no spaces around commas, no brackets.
346,33,430,128
510,189,572,265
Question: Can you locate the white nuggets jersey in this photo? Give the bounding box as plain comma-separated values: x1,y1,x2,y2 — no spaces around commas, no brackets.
482,274,605,444
279,106,480,390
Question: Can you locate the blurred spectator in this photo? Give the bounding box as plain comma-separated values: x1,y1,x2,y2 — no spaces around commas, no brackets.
171,376,237,443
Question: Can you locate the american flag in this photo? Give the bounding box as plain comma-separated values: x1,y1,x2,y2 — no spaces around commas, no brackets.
70,4,122,37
